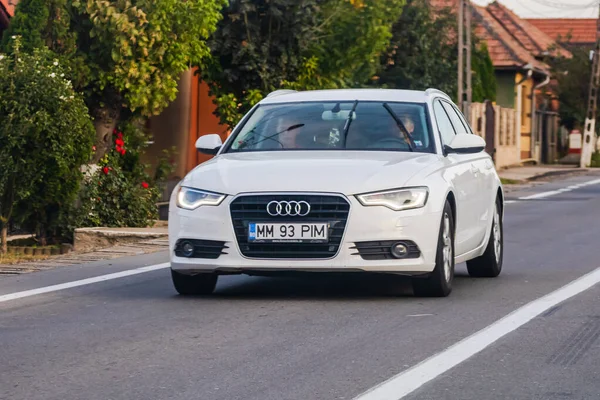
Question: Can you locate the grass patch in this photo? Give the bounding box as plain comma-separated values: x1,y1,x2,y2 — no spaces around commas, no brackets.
0,253,50,265
500,178,522,185
591,152,600,168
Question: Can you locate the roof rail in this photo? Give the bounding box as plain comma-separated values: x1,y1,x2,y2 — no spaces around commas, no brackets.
266,89,297,98
425,88,451,99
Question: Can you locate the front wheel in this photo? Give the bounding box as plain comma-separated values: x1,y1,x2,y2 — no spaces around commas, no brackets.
171,270,218,295
466,197,503,278
412,201,454,297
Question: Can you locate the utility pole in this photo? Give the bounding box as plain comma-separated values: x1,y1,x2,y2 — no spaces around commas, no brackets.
458,0,472,117
580,4,600,168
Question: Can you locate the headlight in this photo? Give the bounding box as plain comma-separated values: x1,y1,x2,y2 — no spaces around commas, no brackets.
356,187,429,211
176,186,226,210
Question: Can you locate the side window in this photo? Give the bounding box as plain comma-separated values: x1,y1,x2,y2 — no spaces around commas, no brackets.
433,100,457,145
451,103,475,135
441,101,469,135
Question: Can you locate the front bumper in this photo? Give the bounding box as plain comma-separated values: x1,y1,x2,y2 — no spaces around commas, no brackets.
169,193,441,275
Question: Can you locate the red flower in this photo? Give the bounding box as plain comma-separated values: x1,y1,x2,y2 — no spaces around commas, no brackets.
113,128,117,135
117,132,123,139
141,182,149,189
102,166,109,175
115,138,125,147
116,145,122,153
120,148,126,156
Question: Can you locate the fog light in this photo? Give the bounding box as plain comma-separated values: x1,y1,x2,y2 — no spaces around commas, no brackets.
391,242,409,259
181,241,195,257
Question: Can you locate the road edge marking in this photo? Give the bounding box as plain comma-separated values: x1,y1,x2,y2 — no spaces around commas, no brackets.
353,266,600,400
518,178,600,200
0,263,170,304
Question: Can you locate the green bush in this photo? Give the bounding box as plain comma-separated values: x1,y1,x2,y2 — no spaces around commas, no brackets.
67,119,175,233
591,152,600,168
0,37,95,250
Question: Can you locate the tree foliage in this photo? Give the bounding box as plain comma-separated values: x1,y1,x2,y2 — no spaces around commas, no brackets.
0,38,95,250
3,0,227,159
202,0,406,127
283,0,406,90
374,0,496,103
547,44,595,131
72,0,226,117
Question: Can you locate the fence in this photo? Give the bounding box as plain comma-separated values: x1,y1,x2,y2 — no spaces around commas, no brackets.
469,101,520,169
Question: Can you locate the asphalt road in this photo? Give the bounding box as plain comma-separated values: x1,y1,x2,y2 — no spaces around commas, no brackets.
1,170,600,400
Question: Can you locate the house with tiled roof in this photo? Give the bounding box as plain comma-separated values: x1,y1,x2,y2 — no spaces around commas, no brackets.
525,18,597,48
432,0,571,162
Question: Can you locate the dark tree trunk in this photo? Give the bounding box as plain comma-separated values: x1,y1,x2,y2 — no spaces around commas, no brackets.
1,225,7,254
91,105,121,163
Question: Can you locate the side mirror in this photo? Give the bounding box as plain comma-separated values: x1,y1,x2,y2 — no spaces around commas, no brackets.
195,134,223,155
444,134,486,155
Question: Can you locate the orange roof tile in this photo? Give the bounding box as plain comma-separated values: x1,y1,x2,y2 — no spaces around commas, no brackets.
428,0,570,74
524,18,598,45
487,2,571,59
0,0,15,17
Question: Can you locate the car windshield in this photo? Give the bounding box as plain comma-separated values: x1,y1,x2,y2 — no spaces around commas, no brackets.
226,101,434,153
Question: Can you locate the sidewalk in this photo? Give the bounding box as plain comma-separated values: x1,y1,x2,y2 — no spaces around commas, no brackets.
1,225,168,277
497,164,588,183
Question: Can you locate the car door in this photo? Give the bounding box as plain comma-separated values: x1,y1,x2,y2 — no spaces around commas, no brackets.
441,101,489,250
451,103,497,244
432,99,477,257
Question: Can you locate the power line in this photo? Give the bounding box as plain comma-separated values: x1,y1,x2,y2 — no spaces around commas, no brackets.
529,0,597,10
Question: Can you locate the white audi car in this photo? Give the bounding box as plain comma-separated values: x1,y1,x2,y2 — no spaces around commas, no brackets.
168,88,504,297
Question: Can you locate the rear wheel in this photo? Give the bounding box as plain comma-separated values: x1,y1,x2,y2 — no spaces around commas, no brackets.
171,270,218,295
466,197,503,278
412,201,454,297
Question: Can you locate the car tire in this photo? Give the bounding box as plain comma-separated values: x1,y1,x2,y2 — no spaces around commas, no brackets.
412,201,454,297
466,197,503,278
171,270,218,295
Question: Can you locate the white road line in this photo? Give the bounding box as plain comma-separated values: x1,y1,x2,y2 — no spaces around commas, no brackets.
517,177,600,201
504,200,518,204
519,190,564,200
0,263,170,304
353,266,600,400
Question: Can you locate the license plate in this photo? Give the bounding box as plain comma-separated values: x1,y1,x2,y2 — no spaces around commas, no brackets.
248,223,329,243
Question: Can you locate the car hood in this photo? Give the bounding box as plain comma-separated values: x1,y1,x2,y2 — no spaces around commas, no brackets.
182,151,439,195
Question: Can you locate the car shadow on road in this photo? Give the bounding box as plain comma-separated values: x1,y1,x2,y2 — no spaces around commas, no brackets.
90,265,480,302
167,269,475,301
210,273,415,299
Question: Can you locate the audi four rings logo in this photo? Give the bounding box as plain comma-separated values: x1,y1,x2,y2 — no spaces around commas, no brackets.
266,201,311,216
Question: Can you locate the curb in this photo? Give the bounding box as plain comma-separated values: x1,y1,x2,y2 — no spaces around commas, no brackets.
499,167,590,185
73,228,168,253
525,168,589,182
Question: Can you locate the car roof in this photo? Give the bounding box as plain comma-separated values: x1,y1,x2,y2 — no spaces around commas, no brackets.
259,88,451,105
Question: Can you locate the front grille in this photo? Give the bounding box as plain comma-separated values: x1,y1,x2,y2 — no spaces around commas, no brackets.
175,239,228,259
351,240,421,260
230,194,350,259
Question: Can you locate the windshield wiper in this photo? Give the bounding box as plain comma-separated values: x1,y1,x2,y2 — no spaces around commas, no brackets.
341,100,358,148
240,123,305,149
382,103,416,152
